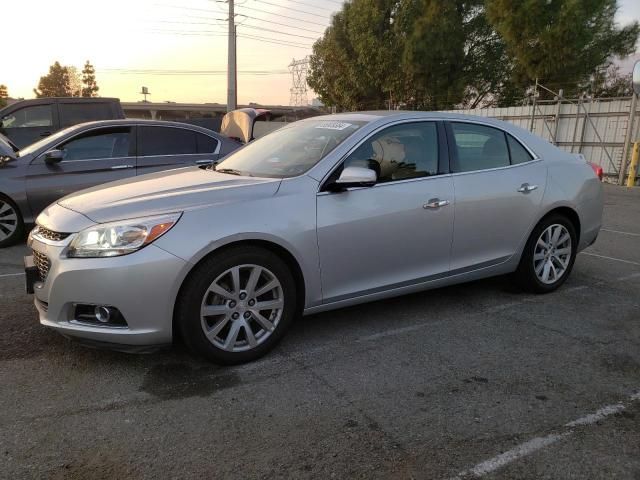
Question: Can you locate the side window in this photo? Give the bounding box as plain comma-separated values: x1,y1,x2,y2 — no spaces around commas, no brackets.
343,122,439,183
60,128,132,161
507,134,533,164
59,103,113,127
196,132,219,153
1,105,53,128
138,127,197,156
451,123,509,172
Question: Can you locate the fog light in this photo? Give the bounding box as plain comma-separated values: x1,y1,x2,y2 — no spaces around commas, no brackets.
95,306,112,323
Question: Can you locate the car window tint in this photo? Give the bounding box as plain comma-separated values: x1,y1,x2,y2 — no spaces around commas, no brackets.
196,132,219,153
138,127,197,156
507,134,533,164
61,128,131,161
344,122,439,183
451,123,510,172
59,103,113,127
1,105,53,128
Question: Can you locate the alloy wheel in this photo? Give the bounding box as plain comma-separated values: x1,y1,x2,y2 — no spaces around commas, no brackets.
200,264,284,352
533,224,572,285
0,199,18,242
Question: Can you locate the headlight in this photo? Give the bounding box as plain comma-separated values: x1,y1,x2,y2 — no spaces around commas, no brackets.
67,213,182,258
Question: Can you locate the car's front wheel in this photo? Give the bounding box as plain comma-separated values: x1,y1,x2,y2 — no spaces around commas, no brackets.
516,214,578,293
177,246,297,364
0,196,24,248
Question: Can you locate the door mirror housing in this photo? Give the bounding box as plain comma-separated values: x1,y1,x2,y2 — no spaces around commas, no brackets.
329,166,377,191
633,60,640,96
44,149,64,164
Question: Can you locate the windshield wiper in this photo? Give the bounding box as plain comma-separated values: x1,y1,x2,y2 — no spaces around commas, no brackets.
215,168,247,176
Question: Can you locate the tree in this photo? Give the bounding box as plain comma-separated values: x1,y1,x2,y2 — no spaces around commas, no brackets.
485,0,640,97
590,64,634,97
0,84,7,108
66,66,83,97
81,61,99,97
33,61,73,97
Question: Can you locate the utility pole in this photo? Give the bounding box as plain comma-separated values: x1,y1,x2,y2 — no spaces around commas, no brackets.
227,0,237,112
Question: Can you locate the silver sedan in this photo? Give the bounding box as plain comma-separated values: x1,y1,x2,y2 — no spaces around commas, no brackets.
26,112,603,364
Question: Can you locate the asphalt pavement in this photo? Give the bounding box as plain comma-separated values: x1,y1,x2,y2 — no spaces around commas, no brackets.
0,184,638,479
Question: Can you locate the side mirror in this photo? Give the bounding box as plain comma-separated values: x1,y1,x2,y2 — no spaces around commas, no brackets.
329,166,377,191
633,60,640,96
44,149,64,164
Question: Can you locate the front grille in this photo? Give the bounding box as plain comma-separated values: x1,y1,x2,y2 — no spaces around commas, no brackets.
32,250,50,282
34,226,70,242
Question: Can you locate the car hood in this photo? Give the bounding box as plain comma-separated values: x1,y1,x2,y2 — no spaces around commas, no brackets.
58,167,282,224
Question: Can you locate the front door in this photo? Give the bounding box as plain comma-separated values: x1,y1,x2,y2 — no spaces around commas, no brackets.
446,121,547,271
316,121,454,303
26,126,136,216
0,103,56,149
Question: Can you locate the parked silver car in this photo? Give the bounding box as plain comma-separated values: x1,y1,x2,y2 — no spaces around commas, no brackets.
25,112,603,363
0,119,240,247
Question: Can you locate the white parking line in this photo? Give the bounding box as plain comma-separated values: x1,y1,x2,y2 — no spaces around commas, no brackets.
0,272,25,278
580,252,640,267
601,228,640,237
451,391,640,479
616,272,640,281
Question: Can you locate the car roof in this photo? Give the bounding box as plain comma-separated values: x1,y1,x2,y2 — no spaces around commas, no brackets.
65,119,224,137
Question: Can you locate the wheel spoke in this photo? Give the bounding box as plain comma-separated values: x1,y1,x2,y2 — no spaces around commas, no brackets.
245,266,262,297
557,233,570,246
255,299,283,310
537,238,549,250
252,311,275,332
244,323,257,348
550,225,562,245
230,266,241,295
202,304,232,316
542,261,551,282
208,283,234,300
205,316,231,341
549,262,558,281
555,247,571,256
223,320,242,351
255,279,278,297
533,252,546,261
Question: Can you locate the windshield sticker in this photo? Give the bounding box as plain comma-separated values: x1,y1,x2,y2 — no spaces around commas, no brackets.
315,121,353,130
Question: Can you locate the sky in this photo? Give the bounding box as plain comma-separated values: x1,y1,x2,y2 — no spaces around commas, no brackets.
2,0,639,106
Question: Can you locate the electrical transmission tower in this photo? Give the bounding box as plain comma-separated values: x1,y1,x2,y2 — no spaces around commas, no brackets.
289,57,309,107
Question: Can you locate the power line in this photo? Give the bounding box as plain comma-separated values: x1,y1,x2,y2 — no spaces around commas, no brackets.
280,0,332,12
235,4,328,27
143,29,312,48
238,23,319,40
253,0,329,18
238,14,324,34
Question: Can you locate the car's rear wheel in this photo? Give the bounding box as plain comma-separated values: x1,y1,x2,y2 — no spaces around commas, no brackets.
516,214,578,293
0,196,24,248
177,246,297,364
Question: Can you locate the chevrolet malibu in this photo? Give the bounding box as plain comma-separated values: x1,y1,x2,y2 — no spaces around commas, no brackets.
26,112,604,364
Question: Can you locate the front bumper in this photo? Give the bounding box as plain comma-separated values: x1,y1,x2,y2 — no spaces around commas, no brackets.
28,234,188,346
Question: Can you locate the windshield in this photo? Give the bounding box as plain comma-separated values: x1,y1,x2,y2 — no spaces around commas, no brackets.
216,119,366,178
18,125,81,157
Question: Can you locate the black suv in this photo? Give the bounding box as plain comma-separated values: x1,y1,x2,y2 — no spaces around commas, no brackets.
0,97,125,149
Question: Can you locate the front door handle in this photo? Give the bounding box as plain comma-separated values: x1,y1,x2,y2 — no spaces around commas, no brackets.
423,198,450,209
517,183,538,193
39,131,51,137
110,164,135,170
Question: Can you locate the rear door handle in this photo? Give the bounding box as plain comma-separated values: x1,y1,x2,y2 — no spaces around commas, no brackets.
39,131,51,137
517,183,538,193
111,164,135,170
195,159,215,164
423,198,450,209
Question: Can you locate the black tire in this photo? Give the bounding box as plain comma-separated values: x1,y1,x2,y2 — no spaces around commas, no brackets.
515,213,578,293
0,195,25,248
176,246,298,364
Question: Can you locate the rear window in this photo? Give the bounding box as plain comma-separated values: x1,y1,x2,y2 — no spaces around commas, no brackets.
196,132,219,153
59,103,114,127
138,126,198,156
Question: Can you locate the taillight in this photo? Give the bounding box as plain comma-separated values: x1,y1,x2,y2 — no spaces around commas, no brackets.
587,162,603,181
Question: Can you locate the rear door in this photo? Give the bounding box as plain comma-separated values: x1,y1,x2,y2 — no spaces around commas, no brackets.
25,126,136,215
446,121,547,271
135,125,221,175
0,103,57,148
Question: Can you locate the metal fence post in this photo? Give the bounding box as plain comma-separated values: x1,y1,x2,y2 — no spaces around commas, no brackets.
627,142,639,187
619,93,638,185
552,89,563,145
529,79,538,132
